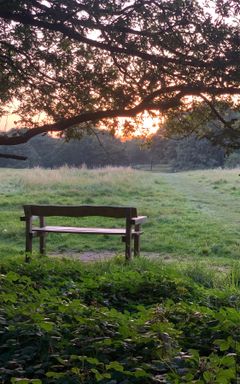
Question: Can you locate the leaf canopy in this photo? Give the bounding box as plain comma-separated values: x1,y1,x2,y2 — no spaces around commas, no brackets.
0,0,240,149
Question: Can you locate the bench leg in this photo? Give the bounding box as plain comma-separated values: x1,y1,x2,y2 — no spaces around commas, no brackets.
134,226,140,257
39,233,46,255
25,217,32,262
39,216,46,255
125,222,132,261
25,232,32,262
125,237,132,261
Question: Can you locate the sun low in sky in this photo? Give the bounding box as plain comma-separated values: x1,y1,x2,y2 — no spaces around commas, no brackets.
116,112,162,140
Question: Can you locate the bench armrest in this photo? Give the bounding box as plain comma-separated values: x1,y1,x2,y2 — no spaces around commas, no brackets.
131,216,147,225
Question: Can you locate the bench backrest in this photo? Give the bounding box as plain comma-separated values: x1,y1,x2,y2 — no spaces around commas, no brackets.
23,205,137,219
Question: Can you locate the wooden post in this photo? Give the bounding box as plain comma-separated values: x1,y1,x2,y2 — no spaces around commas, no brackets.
125,216,132,261
25,216,32,262
39,216,46,255
134,224,140,257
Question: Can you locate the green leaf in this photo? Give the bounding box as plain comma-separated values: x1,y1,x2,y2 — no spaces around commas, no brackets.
133,368,149,378
86,357,101,365
46,372,64,378
2,292,17,303
6,271,20,282
214,338,231,351
220,355,236,367
216,367,236,382
38,322,54,332
106,361,124,372
203,371,213,381
91,368,104,381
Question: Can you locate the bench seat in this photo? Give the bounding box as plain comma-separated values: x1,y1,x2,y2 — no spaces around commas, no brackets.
33,226,142,236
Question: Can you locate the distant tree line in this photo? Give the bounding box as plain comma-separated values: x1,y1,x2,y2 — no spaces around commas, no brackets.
1,129,236,170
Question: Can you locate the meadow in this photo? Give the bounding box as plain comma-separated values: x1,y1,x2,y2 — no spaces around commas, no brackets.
1,166,240,383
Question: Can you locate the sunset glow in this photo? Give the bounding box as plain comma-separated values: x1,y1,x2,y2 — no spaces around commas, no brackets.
116,112,163,140
0,109,162,139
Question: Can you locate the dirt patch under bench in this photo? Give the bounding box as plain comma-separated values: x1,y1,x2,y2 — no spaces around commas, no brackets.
49,251,174,263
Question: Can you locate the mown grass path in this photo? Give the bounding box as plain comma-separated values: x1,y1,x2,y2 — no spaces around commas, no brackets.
161,170,240,228
149,168,240,263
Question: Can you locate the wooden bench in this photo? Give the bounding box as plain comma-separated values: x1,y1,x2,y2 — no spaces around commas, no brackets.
21,205,147,261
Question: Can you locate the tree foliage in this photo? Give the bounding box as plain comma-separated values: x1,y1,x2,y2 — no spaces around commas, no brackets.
0,0,240,155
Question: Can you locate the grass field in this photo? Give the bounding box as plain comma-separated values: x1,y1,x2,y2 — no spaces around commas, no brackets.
1,166,240,383
0,166,240,266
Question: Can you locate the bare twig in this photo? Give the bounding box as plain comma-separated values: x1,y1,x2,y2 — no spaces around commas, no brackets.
89,127,114,162
199,94,230,126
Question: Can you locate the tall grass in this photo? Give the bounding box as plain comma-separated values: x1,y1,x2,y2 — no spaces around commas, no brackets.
12,165,148,191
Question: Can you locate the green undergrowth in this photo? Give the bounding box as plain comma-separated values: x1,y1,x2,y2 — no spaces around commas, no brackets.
1,256,240,383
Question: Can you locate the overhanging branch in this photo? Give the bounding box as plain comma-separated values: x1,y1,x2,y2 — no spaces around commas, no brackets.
0,9,232,71
0,153,27,160
1,85,240,146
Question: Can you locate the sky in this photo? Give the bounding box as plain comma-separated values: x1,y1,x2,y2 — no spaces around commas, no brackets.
0,105,19,132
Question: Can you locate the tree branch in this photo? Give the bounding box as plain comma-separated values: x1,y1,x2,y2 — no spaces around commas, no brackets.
1,84,240,146
0,153,27,160
0,9,229,71
89,128,114,162
200,93,232,127
0,41,63,86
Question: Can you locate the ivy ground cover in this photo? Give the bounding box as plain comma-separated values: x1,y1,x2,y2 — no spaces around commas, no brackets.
1,258,240,383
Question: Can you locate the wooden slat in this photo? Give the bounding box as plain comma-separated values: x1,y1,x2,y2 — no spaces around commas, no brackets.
24,205,137,218
32,226,142,235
